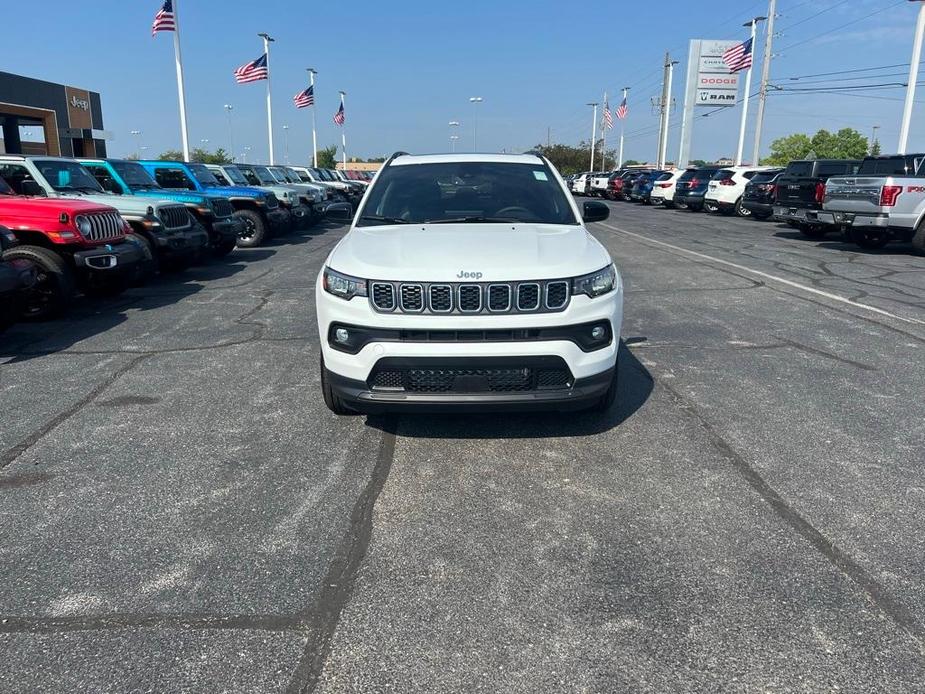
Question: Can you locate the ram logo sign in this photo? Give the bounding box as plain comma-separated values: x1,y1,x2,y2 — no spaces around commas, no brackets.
697,90,737,105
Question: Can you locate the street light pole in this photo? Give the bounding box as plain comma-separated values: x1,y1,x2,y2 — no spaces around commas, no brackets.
282,125,290,164
587,102,599,172
130,130,141,157
450,135,459,152
449,121,460,152
469,97,483,151
871,125,881,154
224,104,235,162
752,0,777,166
242,146,251,163
898,0,925,154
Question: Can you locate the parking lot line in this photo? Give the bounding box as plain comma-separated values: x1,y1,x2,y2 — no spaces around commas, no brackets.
599,221,925,327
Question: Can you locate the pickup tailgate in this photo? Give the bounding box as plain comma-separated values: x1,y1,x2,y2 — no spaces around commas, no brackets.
776,176,821,207
823,176,887,214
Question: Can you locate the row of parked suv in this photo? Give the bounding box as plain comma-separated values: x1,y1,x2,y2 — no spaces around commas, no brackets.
569,155,925,253
0,155,363,331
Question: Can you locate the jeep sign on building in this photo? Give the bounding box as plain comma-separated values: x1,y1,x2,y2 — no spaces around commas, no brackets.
0,71,109,158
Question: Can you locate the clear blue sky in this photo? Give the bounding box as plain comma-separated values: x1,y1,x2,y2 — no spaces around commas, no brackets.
7,0,924,164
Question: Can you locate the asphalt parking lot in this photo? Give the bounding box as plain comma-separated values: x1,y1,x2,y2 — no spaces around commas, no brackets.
2,205,925,693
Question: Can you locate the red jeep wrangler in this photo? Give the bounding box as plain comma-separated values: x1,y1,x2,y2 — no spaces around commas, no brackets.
0,175,145,318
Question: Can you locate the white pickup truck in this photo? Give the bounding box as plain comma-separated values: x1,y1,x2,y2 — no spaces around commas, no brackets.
823,154,925,251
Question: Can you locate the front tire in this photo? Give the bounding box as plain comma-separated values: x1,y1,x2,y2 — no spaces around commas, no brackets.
1,245,74,320
234,209,268,248
587,369,619,413
320,356,354,415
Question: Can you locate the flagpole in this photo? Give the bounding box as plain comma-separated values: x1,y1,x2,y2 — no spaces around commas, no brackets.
259,33,275,165
308,69,318,167
171,0,191,161
602,91,608,170
618,87,628,168
339,91,347,169
587,102,598,173
735,19,762,166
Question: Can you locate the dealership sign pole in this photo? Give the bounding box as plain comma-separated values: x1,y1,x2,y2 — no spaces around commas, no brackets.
171,0,191,161
678,39,740,169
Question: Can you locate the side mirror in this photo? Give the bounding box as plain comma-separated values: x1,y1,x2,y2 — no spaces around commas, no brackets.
582,200,610,223
325,202,354,221
20,180,46,197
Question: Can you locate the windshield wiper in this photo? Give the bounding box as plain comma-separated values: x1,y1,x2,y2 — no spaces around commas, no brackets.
424,216,522,224
358,215,410,225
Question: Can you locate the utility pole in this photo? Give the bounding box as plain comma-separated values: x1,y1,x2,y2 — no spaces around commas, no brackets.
587,102,599,172
870,125,881,154
656,53,671,169
751,0,777,166
898,0,925,154
547,126,551,147
735,17,765,166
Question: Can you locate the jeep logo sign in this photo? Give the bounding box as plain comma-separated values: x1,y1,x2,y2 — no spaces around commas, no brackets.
70,95,90,111
457,270,483,279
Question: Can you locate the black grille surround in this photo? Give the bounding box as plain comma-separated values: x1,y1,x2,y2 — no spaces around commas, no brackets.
211,198,234,219
369,279,571,315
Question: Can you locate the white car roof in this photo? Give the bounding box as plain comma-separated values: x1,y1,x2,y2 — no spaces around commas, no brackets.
390,153,544,166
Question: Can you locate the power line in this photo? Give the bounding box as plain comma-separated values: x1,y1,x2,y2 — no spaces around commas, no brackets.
777,0,908,53
774,0,852,34
776,62,915,81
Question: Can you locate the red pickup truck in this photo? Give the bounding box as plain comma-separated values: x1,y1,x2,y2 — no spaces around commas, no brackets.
0,176,145,318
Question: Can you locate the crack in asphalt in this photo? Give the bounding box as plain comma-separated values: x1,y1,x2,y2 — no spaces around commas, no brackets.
657,378,925,652
284,418,399,694
0,613,304,634
0,354,152,471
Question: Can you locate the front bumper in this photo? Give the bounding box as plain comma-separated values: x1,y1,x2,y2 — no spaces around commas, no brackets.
316,275,623,395
211,216,243,241
72,240,146,274
266,207,290,229
326,360,615,412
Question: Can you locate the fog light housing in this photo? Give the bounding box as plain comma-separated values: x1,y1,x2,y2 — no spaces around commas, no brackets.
591,326,606,340
335,328,349,343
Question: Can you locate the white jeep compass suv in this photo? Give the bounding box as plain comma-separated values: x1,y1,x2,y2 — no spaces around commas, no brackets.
315,152,623,414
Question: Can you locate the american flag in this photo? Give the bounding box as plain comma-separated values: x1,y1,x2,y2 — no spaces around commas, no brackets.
602,100,614,130
234,54,269,84
616,96,628,120
151,0,175,36
333,100,345,125
723,37,753,73
293,86,314,109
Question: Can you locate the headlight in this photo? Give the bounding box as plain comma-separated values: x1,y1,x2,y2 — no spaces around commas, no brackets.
74,215,92,236
323,267,368,300
572,264,617,298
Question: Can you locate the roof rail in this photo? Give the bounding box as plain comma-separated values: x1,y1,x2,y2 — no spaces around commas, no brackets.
379,151,409,171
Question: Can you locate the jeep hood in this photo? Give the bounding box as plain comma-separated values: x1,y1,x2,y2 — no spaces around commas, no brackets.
132,189,208,205
327,224,611,282
0,195,116,219
200,185,266,199
52,192,177,215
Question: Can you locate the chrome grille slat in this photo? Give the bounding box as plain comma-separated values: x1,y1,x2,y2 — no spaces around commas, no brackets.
368,280,571,315
83,211,124,242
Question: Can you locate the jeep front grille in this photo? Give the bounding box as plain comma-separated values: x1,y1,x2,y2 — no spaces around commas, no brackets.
266,194,279,209
369,280,571,315
212,198,233,219
371,283,396,311
159,205,191,231
81,212,124,242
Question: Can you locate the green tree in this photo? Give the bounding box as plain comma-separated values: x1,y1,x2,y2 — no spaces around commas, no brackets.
689,159,708,167
764,128,869,166
317,145,338,169
155,147,233,164
623,159,642,167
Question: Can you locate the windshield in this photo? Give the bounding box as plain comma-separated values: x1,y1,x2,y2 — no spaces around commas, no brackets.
316,169,335,181
858,156,923,176
712,170,735,181
268,167,290,183
187,163,220,186
220,166,249,185
248,166,276,184
292,169,313,183
280,168,301,183
358,161,578,226
750,171,780,184
111,161,160,189
35,160,104,193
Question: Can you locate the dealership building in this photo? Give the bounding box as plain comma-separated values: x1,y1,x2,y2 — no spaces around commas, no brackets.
0,71,109,157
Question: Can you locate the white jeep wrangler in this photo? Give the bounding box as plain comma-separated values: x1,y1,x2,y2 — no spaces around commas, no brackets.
315,152,623,414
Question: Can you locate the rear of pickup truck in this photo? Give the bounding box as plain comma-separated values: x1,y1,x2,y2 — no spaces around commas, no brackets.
823,154,925,250
772,159,860,237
